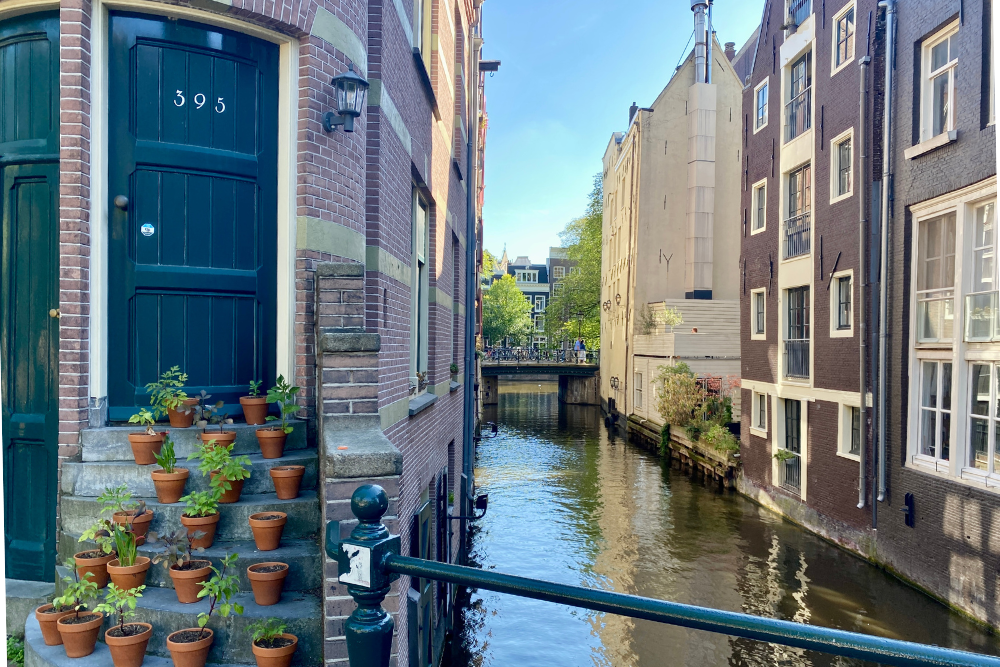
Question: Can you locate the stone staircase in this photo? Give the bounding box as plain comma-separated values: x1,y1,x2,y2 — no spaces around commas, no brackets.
24,422,324,667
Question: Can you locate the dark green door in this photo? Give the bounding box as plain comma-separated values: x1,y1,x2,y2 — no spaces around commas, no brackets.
108,13,278,419
0,12,60,581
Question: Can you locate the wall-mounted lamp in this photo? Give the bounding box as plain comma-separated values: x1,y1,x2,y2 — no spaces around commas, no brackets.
323,65,369,133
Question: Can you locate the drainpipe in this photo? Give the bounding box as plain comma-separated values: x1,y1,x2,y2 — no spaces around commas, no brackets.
857,53,870,510
876,0,896,506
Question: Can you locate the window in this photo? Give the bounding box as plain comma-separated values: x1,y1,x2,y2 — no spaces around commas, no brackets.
516,271,537,283
850,406,861,455
989,2,995,126
534,295,546,311
413,0,432,65
838,404,862,457
967,202,998,340
833,4,855,70
411,192,429,391
967,363,1000,475
751,288,766,339
753,392,767,432
785,163,811,258
785,286,810,379
754,79,769,130
920,23,959,142
836,275,852,331
916,213,956,343
780,399,802,492
552,282,564,295
831,131,853,201
534,314,544,332
752,180,767,232
635,372,643,409
787,0,811,27
786,51,812,142
552,266,565,279
915,360,953,469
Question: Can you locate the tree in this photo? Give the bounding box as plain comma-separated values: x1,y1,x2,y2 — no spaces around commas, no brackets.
653,363,704,428
545,174,603,347
482,249,498,278
482,274,534,346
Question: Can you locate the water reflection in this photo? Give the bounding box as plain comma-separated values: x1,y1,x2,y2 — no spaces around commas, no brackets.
455,381,1000,667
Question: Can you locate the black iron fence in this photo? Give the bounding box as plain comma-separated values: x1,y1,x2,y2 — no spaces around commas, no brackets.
483,346,600,365
784,212,811,258
785,87,812,142
784,338,810,378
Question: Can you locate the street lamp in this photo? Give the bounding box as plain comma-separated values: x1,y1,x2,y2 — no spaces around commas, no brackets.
323,65,369,133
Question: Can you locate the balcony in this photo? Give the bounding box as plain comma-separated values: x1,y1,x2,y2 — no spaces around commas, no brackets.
779,453,801,492
966,291,1000,342
784,338,809,379
785,87,812,142
916,289,955,343
784,212,811,259
787,0,811,27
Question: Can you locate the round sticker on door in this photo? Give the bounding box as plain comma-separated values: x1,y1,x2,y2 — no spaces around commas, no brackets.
140,223,155,237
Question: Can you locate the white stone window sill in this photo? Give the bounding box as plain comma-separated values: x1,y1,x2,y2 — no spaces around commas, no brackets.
749,426,768,438
904,130,958,160
750,332,766,341
830,326,854,339
912,453,950,473
836,450,861,462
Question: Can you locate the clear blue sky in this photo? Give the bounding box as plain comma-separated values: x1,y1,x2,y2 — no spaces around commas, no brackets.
479,0,765,264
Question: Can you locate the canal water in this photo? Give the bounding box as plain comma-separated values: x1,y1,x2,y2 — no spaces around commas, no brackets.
453,381,1000,667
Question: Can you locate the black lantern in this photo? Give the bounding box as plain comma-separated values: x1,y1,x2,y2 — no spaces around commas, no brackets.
324,64,369,133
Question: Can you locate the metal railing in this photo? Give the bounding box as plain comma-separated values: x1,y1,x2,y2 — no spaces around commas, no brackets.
788,0,811,26
784,212,811,258
331,484,1000,667
483,346,600,365
780,454,801,492
784,338,809,378
785,87,812,141
965,291,998,342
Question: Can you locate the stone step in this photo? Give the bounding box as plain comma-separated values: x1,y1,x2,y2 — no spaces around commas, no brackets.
81,421,308,462
61,451,318,498
6,579,55,639
58,537,321,592
60,494,320,543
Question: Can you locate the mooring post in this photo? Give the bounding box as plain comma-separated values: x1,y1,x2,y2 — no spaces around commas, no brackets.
326,484,400,667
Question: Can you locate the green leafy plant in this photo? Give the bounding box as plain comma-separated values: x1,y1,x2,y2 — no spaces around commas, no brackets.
95,583,145,636
145,366,189,419
154,437,178,474
7,635,24,666
189,440,251,496
656,306,684,332
449,363,459,375
248,380,262,397
128,408,157,435
148,528,206,570
180,489,221,518
654,363,704,429
659,423,671,457
97,484,143,519
703,423,740,454
248,618,287,648
194,390,233,433
196,553,243,638
54,566,99,620
685,423,703,441
111,523,139,567
79,518,116,555
265,375,300,435
773,449,798,462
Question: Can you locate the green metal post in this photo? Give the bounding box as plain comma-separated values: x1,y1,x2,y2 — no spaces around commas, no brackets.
326,485,400,667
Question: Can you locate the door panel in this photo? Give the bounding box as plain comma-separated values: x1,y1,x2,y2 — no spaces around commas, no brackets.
108,13,278,418
0,11,60,582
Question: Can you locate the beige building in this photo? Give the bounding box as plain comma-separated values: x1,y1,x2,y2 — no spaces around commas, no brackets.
600,8,753,428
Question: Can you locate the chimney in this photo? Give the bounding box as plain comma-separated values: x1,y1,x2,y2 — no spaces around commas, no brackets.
691,1,708,84
628,102,638,125
725,41,736,61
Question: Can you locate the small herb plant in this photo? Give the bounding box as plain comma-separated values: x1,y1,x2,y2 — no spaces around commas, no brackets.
773,449,798,462
110,524,139,567
189,441,251,494
54,566,99,620
450,363,459,375
95,583,145,636
79,519,116,556
248,618,287,648
153,437,178,474
145,366,189,419
128,408,157,435
194,390,233,433
180,489,221,518
265,375,300,435
196,553,243,638
248,380,262,397
148,528,206,570
98,484,143,518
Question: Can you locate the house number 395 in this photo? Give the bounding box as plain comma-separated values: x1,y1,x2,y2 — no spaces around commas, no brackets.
174,90,226,113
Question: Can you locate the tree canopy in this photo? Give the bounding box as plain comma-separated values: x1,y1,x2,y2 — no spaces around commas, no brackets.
482,274,534,346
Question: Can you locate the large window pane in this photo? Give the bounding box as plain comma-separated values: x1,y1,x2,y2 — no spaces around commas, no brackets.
972,417,990,470
921,361,938,408
931,39,950,70
921,410,937,457
942,362,953,410
972,363,990,416
932,72,950,136
973,202,996,293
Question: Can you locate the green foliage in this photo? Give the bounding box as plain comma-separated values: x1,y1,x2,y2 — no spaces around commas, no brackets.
449,363,459,375
653,363,704,429
265,375,301,434
79,518,115,555
181,489,221,518
54,568,98,619
773,449,798,462
111,524,139,567
128,408,157,435
659,423,670,457
148,528,205,570
658,306,684,331
196,553,243,637
98,484,137,517
482,274,534,345
7,636,24,666
95,583,145,635
703,424,740,454
189,440,251,493
637,304,657,335
481,249,497,278
193,390,233,433
248,618,287,645
699,394,734,427
248,380,262,397
154,437,178,474
144,366,189,418
685,423,703,441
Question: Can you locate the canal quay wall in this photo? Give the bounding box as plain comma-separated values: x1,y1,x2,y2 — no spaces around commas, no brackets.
626,416,738,489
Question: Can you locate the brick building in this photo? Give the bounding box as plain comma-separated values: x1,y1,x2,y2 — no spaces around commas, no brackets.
0,0,495,664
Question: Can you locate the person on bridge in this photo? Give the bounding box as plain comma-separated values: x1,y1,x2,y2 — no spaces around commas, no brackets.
576,338,587,364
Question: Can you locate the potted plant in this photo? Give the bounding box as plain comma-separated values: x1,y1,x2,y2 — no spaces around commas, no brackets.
268,466,305,500
54,565,102,658
166,553,242,667
145,366,197,428
150,437,189,504
194,390,236,447
101,485,154,539
126,409,165,465
240,380,269,425
190,440,251,504
248,512,287,551
256,376,300,459
179,489,222,549
246,562,288,606
75,522,116,589
96,583,151,667
107,523,151,591
248,618,298,667
35,565,89,645
450,363,459,380
148,528,209,604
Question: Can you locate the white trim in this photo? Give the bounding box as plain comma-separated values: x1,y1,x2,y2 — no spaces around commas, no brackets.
837,401,861,461
753,77,770,134
829,127,854,204
919,20,960,143
751,178,768,234
91,0,110,400
750,390,768,437
830,0,857,76
741,378,865,407
0,0,57,19
750,287,767,340
772,395,808,501
830,269,854,338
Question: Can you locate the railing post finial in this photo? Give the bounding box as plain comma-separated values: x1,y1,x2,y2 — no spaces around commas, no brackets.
328,484,401,667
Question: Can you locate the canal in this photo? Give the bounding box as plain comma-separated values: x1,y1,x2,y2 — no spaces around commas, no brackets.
453,381,1000,667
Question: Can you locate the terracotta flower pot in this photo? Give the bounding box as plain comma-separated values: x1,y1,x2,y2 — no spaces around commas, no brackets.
74,550,115,588
166,628,214,667
251,633,298,667
127,431,166,465
180,513,220,549
108,556,151,591
269,466,305,500
209,471,245,503
35,604,74,646
247,562,288,606
57,612,104,658
168,559,213,603
240,396,269,425
105,622,152,667
255,428,287,459
151,467,190,504
249,512,287,551
199,431,237,449
113,509,154,538
168,398,200,428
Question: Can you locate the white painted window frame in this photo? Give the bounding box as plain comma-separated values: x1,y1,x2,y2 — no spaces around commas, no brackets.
919,21,960,143
750,391,768,437
634,372,643,409
751,288,767,340
837,402,862,461
754,77,769,133
751,178,768,234
830,1,856,76
830,269,854,338
829,127,854,204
